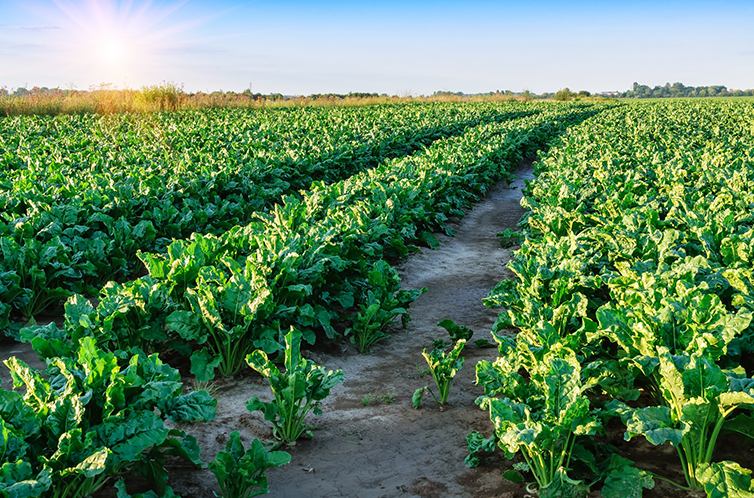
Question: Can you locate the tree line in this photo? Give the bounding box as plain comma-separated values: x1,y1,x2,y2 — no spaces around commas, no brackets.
620,82,754,98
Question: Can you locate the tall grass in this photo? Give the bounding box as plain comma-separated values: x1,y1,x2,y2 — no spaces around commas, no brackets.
0,83,540,117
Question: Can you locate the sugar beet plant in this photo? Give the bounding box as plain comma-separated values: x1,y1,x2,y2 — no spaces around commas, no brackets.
413,339,465,408
478,100,754,496
246,328,344,444
209,431,291,498
1,102,531,326
0,337,216,497
22,102,602,383
475,343,602,497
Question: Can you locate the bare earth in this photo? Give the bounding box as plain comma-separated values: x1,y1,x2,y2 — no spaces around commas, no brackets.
164,161,535,498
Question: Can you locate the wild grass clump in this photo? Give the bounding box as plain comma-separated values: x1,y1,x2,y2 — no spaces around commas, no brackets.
0,84,542,117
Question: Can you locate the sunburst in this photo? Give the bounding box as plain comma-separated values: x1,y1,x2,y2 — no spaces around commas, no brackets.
20,0,220,87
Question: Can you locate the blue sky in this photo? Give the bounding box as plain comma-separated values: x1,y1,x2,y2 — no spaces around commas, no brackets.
1,0,753,95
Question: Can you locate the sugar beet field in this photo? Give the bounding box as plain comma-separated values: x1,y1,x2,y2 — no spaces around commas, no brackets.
1,100,754,498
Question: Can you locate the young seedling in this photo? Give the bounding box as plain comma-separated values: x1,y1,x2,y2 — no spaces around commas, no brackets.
361,391,396,406
437,319,473,342
360,392,375,406
246,328,344,444
496,228,524,248
412,339,465,408
209,431,291,498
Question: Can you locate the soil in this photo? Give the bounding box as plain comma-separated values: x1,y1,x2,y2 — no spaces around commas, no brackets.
2,159,751,497
163,161,535,498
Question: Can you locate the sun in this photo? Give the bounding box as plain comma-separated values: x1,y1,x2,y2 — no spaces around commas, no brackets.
97,35,127,68
26,0,205,87
21,0,225,88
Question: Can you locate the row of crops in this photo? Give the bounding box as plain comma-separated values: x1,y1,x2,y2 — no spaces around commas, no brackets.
0,102,603,496
473,100,754,497
0,102,535,329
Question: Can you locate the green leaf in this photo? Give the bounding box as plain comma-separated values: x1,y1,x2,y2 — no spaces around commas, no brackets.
4,357,50,412
164,390,217,423
97,412,170,468
625,406,686,446
437,318,474,341
44,396,84,437
502,469,525,482
161,430,202,466
190,349,222,383
61,447,110,478
166,310,207,343
681,356,727,399
538,468,589,498
602,455,655,498
697,461,754,498
412,387,425,409
246,397,278,423
723,414,754,440
283,328,302,374
418,231,440,250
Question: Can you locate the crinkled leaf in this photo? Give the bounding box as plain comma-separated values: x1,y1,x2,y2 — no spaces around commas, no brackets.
697,461,754,498
97,412,169,468
602,454,655,498
166,310,207,343
189,349,222,383
412,387,425,409
164,390,217,423
625,406,686,446
464,430,496,468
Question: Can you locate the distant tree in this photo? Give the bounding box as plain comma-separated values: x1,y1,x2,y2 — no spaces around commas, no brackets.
554,88,575,101
620,81,748,98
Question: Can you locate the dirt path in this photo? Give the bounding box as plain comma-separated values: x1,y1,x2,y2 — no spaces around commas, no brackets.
165,161,537,498
0,161,535,497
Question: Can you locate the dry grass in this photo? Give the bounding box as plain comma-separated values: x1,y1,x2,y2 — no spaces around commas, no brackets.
0,84,540,117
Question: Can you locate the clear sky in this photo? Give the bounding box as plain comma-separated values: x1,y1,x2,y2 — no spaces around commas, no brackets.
1,0,753,95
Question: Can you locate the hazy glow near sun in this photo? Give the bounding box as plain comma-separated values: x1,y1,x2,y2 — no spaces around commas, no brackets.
30,0,204,86
97,35,128,67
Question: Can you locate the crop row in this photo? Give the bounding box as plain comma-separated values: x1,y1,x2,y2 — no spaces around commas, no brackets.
0,102,537,328
1,102,606,496
23,103,604,380
476,100,754,497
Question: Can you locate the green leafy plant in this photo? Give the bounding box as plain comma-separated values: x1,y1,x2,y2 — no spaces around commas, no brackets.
475,346,601,496
497,228,524,248
610,349,754,492
246,328,344,444
0,337,216,497
351,261,425,353
437,318,473,342
412,339,465,408
464,430,496,468
209,431,291,498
